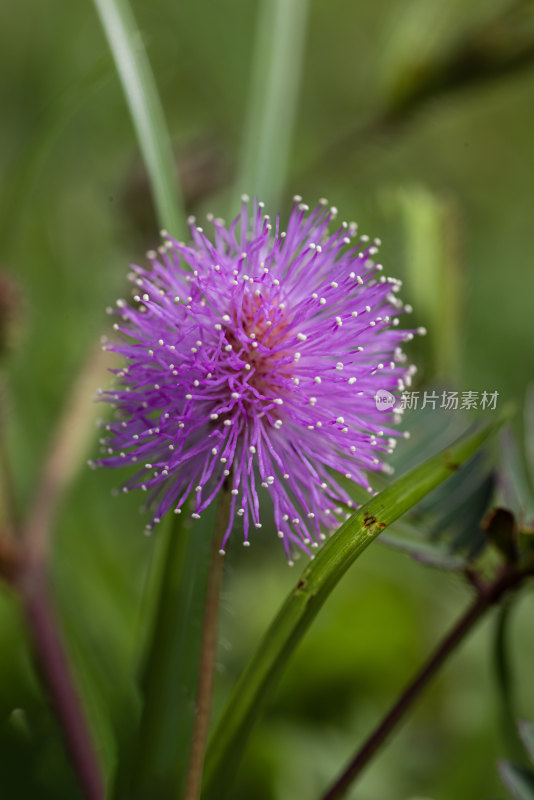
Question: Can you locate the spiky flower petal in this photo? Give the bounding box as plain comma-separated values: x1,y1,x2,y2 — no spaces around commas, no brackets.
94,198,416,560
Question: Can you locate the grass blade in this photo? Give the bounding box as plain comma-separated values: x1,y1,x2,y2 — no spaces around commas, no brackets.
92,0,185,236
233,0,309,211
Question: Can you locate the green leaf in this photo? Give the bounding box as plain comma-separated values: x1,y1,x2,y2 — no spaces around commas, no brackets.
389,402,463,471
410,450,493,560
233,0,309,211
391,404,495,560
500,427,534,525
379,528,466,571
384,406,495,562
122,500,219,800
201,416,506,799
438,464,494,559
519,721,534,764
92,0,185,237
499,761,534,800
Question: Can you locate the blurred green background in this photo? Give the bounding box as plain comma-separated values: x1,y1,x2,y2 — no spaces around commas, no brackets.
1,0,534,797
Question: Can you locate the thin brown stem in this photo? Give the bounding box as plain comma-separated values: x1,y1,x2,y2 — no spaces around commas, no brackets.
321,564,529,800
184,495,229,800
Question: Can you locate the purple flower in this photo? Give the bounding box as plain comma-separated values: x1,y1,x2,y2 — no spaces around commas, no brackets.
95,197,418,561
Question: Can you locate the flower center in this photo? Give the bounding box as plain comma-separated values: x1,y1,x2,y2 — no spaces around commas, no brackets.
224,292,295,407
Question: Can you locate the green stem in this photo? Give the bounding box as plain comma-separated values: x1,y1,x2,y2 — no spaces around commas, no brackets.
233,0,309,211
92,0,186,236
185,495,228,800
201,417,506,799
128,499,220,799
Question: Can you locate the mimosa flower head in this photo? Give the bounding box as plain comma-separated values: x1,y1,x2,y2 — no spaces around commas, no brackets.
94,197,419,561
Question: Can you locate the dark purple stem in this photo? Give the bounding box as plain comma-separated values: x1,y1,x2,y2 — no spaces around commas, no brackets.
320,564,528,800
16,566,105,800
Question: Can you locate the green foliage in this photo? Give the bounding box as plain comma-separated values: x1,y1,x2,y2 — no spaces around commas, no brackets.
202,418,503,799
1,0,534,798
377,404,496,569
